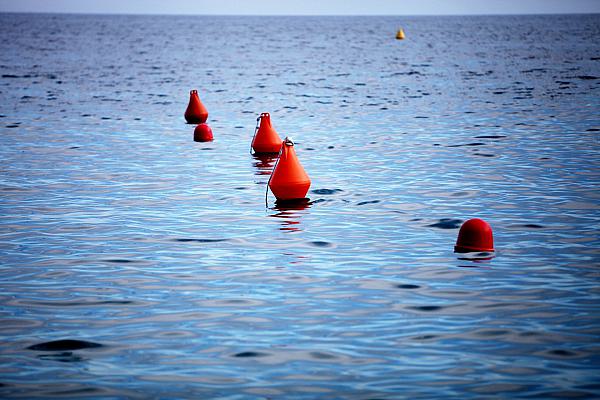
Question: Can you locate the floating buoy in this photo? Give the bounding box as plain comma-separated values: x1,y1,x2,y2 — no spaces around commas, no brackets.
194,123,213,142
454,218,495,253
395,28,405,40
251,113,283,154
184,89,208,124
268,137,311,202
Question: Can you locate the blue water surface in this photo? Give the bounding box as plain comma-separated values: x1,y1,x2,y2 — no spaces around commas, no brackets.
0,13,599,398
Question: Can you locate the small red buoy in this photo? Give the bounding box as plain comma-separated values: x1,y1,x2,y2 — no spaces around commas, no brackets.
184,89,208,124
194,123,213,142
454,218,495,253
251,113,282,154
268,137,311,201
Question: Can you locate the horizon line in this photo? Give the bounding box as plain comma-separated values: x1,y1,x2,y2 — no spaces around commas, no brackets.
1,10,599,17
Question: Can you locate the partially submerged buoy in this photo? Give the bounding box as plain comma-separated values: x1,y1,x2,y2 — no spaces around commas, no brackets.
251,113,283,154
268,137,311,202
395,28,405,40
454,218,495,253
185,89,208,124
194,123,213,142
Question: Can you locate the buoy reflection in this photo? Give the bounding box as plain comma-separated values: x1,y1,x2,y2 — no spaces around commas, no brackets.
252,153,278,176
269,198,311,232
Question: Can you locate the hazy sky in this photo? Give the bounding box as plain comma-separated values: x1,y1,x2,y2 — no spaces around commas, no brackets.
1,0,599,15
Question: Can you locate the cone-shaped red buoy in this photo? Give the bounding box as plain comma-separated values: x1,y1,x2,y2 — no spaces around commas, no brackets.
184,89,208,124
454,218,494,253
268,137,311,201
251,113,282,154
194,123,213,142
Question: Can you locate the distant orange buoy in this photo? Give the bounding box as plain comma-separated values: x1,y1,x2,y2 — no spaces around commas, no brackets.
454,218,495,253
185,89,208,124
395,28,405,40
194,123,213,142
251,113,283,154
268,137,311,201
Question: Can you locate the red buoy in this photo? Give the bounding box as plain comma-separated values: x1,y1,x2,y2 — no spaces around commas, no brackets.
454,218,495,253
251,113,282,154
194,123,213,142
184,89,208,124
268,137,311,201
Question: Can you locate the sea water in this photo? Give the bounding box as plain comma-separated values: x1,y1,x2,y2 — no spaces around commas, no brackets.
0,13,599,398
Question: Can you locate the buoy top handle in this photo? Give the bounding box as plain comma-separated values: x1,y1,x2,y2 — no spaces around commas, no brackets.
284,136,294,146
260,112,270,118
190,89,197,95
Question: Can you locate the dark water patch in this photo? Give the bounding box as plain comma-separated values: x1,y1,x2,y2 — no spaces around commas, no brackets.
28,300,134,307
412,334,438,340
234,351,269,358
408,305,444,312
174,238,228,243
311,188,343,195
475,135,506,139
474,329,511,337
27,339,103,351
309,351,337,360
38,352,86,363
532,391,595,399
104,259,137,263
396,284,420,289
428,218,462,229
309,241,333,248
47,387,103,395
5,124,20,128
519,331,542,337
310,198,329,205
357,200,380,206
511,223,545,229
577,75,597,80
576,383,600,391
447,142,485,147
451,191,472,197
586,128,599,132
473,153,495,157
522,68,547,73
1,186,29,192
100,117,111,120
545,349,581,358
414,116,429,119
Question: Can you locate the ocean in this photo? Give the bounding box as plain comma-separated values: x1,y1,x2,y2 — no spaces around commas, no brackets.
0,12,599,398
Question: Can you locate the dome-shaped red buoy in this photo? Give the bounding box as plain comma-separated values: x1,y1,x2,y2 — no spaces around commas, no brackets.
454,218,495,253
185,89,208,124
251,113,282,154
268,137,311,201
193,123,213,142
